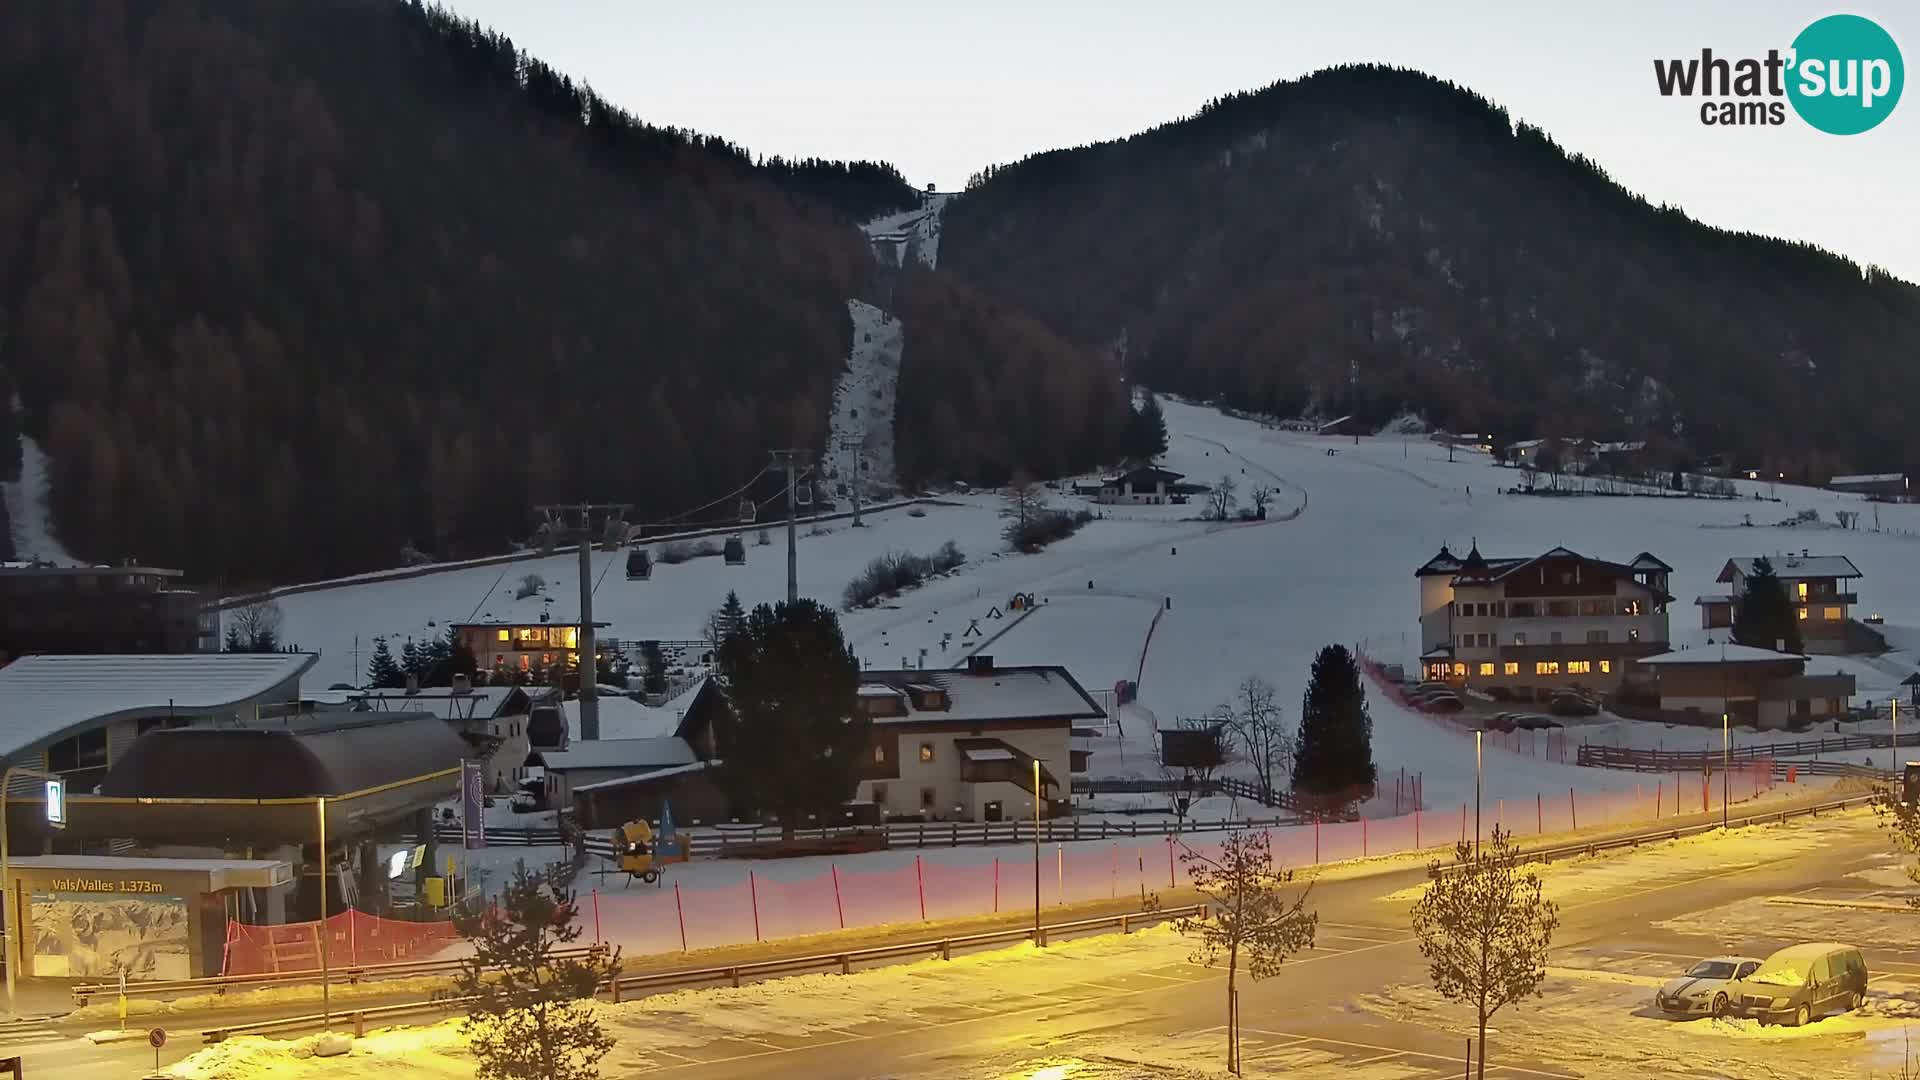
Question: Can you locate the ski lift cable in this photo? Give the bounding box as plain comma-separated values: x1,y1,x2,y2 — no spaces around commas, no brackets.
652,465,775,526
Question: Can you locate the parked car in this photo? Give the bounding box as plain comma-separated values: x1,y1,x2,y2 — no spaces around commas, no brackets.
1738,943,1869,1026
1414,682,1453,696
1420,692,1464,713
1654,955,1761,1017
1484,713,1520,733
1514,714,1563,731
1549,691,1600,717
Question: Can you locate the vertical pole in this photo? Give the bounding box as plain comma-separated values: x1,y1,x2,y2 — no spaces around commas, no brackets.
915,855,926,920
317,796,332,1030
1033,759,1042,945
1415,807,1421,848
783,454,799,604
1110,843,1116,899
1056,845,1063,905
1536,793,1543,834
1314,816,1320,864
832,865,846,928
1,769,13,1021
1657,781,1663,818
991,858,998,914
592,889,601,945
1166,836,1175,888
749,870,761,942
577,505,599,741
1570,787,1577,830
1362,816,1368,857
674,882,687,951
1474,730,1482,855
1721,712,1730,829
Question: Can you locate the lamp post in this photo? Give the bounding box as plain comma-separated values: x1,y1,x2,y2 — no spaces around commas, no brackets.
1721,712,1730,830
1894,698,1901,777
317,796,332,1030
1474,730,1483,856
1,765,59,1021
1032,758,1043,946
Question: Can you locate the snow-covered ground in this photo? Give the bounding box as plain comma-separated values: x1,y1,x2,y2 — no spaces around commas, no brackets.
278,397,1920,814
862,191,950,269
823,300,904,500
2,432,75,562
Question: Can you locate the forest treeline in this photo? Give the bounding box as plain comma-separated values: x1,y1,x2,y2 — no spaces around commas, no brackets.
0,0,1123,580
943,65,1920,480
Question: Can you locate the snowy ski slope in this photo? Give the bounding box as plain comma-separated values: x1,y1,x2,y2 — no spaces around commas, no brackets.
278,397,1920,808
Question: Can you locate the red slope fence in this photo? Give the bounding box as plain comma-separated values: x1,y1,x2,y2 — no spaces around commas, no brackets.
223,909,462,975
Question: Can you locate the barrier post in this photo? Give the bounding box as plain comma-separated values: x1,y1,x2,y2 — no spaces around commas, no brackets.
1536,792,1542,834
1056,844,1063,904
674,882,688,952
1657,781,1663,818
992,858,999,912
916,855,927,921
832,864,846,929
1315,817,1321,864
1167,837,1175,888
1415,807,1421,848
1569,787,1577,830
749,871,762,942
1362,817,1368,858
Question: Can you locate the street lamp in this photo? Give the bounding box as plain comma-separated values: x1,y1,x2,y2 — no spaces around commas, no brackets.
1474,730,1483,856
1,765,60,1020
1721,713,1729,830
1032,758,1043,946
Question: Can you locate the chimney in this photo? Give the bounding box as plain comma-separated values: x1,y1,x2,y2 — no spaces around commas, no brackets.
967,654,994,674
451,673,471,695
404,673,419,695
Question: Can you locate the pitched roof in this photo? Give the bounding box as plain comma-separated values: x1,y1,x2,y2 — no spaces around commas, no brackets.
0,652,317,760
1637,644,1809,666
1829,473,1905,486
1718,556,1863,583
356,685,531,720
860,665,1105,725
538,736,698,771
98,711,467,798
1630,552,1673,572
560,694,685,740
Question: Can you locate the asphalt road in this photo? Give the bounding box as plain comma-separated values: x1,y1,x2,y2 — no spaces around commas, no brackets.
623,811,1911,1079
17,805,1907,1079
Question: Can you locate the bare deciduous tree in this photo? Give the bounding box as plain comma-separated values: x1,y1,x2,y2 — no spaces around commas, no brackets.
1872,782,1920,905
1155,829,1317,1074
226,598,284,652
1248,484,1275,515
1207,474,1238,520
1218,675,1294,801
1409,826,1559,1080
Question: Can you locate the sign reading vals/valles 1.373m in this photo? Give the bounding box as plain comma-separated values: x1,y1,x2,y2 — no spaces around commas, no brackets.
46,877,169,893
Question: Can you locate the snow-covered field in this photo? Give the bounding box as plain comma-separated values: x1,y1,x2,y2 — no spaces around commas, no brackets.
278,397,1920,811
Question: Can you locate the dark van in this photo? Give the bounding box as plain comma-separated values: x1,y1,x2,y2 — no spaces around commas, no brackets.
1738,943,1868,1026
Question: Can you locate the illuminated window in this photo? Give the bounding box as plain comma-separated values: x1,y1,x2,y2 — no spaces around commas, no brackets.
518,628,545,644
1452,663,1467,677
1797,608,1809,621
1797,582,1809,600
1566,660,1592,675
564,627,579,649
1535,661,1561,676
1824,606,1843,621
496,629,510,642
1478,663,1495,676
919,743,935,763
872,744,886,764
1599,660,1612,674
1503,662,1520,676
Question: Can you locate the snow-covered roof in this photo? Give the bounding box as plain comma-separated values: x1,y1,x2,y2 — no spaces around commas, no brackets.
538,736,697,772
1693,594,1735,605
1720,556,1862,582
0,653,317,760
861,666,1104,725
1592,440,1647,454
571,760,710,794
1829,473,1905,486
560,694,683,740
1636,645,1808,665
357,685,525,719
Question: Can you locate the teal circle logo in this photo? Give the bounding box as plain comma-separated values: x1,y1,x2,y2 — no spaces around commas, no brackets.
1787,14,1904,135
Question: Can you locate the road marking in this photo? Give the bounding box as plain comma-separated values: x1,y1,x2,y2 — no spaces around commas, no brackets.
651,1047,699,1063
1128,970,1198,983
1321,931,1403,944
1348,1049,1408,1066
1236,1027,1577,1079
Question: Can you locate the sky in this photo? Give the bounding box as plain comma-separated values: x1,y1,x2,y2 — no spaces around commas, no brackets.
441,0,1918,282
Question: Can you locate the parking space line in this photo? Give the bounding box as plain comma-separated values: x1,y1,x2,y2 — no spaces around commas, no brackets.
1237,1027,1577,1079
1348,1050,1408,1066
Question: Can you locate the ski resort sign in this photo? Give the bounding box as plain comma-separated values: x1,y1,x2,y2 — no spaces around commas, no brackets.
1652,13,1903,133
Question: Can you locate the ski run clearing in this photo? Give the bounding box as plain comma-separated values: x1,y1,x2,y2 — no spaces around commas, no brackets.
277,396,1920,817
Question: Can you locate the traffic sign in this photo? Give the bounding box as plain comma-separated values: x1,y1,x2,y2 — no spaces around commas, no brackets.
148,1028,167,1049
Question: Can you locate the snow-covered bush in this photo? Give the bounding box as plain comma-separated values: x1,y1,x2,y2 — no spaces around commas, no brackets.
1004,508,1094,553
657,539,721,564
514,573,545,600
842,541,966,609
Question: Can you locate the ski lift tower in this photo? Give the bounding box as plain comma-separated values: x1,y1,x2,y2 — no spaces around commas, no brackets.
768,449,815,603
534,501,629,741
836,432,865,527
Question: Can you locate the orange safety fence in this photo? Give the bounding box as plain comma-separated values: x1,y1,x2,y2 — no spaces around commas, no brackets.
223,907,461,975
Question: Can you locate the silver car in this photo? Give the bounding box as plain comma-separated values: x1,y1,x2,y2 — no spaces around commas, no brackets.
1654,956,1761,1017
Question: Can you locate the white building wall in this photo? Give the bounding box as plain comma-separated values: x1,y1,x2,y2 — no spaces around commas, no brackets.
859,725,1071,821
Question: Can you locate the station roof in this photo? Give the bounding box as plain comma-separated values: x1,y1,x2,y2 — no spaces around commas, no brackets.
0,653,317,760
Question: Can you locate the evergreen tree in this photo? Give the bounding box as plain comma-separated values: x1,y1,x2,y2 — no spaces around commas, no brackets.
639,640,668,695
443,625,478,684
224,625,245,653
1293,644,1377,801
400,637,423,680
714,599,865,839
1732,556,1804,654
368,637,405,689
447,863,619,1080
1127,393,1170,460
717,590,746,644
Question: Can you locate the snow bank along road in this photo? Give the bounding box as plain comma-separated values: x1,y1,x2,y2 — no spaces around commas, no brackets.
47,809,1916,1080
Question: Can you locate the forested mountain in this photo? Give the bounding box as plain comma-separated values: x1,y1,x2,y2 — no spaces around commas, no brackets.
0,0,1121,580
942,65,1920,479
